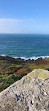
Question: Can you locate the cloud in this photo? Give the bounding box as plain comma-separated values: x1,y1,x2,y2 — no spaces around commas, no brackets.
0,18,35,23
0,19,24,24
0,18,36,33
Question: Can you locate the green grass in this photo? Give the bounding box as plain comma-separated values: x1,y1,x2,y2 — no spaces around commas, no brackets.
0,73,22,92
10,65,22,68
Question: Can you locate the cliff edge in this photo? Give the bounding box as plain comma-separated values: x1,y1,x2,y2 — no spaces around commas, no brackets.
0,69,49,111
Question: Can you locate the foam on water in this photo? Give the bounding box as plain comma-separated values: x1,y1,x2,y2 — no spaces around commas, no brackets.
11,56,49,60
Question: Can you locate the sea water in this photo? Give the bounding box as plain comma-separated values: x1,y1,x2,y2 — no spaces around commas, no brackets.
0,34,49,60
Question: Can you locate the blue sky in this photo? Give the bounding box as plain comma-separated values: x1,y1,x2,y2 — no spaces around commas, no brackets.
0,0,49,34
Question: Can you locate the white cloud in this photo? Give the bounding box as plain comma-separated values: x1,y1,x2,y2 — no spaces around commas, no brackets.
0,19,24,24
0,18,35,23
0,18,36,33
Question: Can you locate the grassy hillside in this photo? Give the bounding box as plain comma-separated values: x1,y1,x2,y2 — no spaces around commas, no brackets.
0,56,49,92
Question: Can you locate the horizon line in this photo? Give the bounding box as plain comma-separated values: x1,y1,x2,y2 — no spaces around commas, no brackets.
0,33,49,35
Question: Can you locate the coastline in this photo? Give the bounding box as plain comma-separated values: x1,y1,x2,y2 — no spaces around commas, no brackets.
1,55,49,60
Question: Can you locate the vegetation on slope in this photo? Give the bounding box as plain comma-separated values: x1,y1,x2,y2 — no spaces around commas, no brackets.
0,56,49,92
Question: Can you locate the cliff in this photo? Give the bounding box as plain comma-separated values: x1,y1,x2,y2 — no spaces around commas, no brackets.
0,69,49,111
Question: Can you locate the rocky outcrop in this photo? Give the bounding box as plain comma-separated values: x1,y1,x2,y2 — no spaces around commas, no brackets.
0,69,49,111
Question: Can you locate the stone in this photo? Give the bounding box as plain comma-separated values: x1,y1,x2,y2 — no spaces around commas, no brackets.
0,69,49,111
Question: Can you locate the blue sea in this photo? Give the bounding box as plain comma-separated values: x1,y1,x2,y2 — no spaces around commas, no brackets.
0,34,49,60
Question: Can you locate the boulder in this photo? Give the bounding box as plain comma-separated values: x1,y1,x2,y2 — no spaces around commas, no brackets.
0,69,49,111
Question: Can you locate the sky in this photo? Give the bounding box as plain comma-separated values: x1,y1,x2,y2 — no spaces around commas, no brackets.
0,0,49,34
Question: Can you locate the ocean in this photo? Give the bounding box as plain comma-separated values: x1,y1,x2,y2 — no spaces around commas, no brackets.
0,34,49,60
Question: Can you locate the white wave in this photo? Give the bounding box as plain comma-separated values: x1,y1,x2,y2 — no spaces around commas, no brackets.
14,56,49,60
0,54,49,60
0,54,6,57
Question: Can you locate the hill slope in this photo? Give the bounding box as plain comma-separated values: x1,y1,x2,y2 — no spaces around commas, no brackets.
0,69,49,111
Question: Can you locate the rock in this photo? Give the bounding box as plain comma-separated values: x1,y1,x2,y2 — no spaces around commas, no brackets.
0,69,49,111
